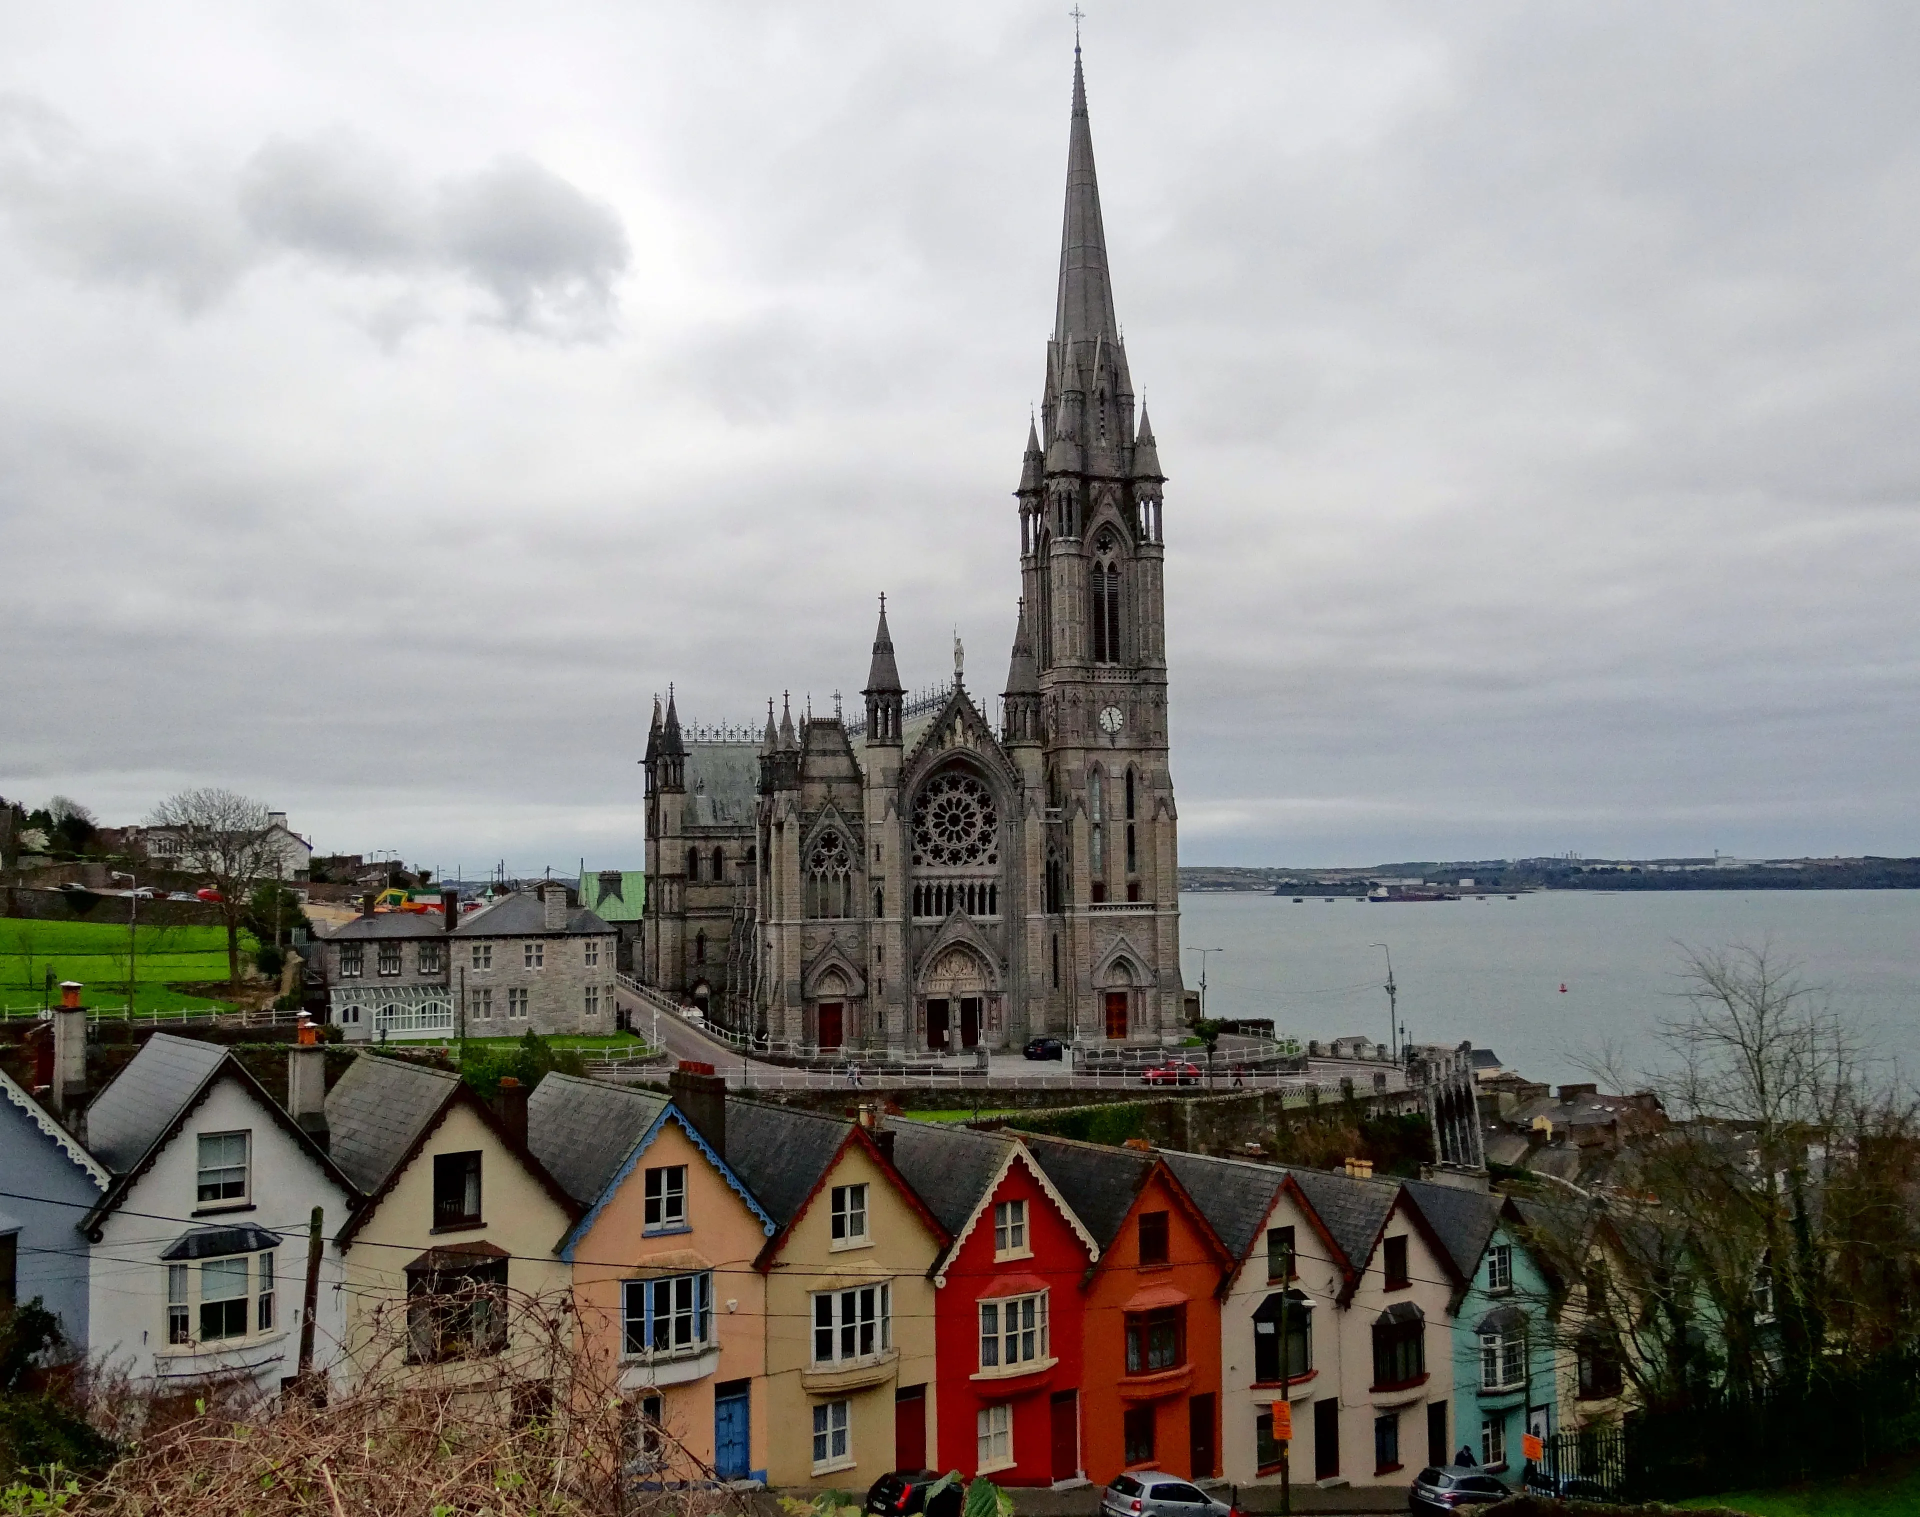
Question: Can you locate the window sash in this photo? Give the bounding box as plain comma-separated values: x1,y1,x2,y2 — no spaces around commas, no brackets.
977,1403,1012,1466
994,1200,1027,1254
1373,1320,1424,1387
377,945,402,975
979,1291,1049,1370
621,1272,712,1355
811,1283,890,1364
1481,1416,1506,1467
196,1132,248,1203
644,1166,687,1228
1267,1226,1295,1282
831,1184,868,1241
1488,1244,1513,1292
812,1399,850,1465
1137,1211,1169,1265
258,1250,275,1332
1124,1305,1183,1374
167,1263,190,1345
199,1256,249,1341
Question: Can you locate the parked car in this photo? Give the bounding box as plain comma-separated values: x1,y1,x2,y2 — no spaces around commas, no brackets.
1101,1472,1231,1517
1522,1470,1612,1502
1139,1059,1203,1086
195,888,224,902
1024,1035,1066,1061
866,1471,961,1517
1409,1466,1509,1513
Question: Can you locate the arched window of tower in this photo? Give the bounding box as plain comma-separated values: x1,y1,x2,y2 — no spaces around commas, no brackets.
1091,533,1121,664
685,846,699,881
1089,766,1107,902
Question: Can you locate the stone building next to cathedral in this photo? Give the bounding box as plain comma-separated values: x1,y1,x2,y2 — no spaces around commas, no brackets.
641,50,1187,1053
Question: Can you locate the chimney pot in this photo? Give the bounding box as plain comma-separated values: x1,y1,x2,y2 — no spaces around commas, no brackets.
59,981,82,1010
494,1075,529,1149
440,888,459,932
361,893,376,919
52,991,88,1124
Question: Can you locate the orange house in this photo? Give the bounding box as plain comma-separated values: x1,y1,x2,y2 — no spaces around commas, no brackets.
1024,1136,1234,1484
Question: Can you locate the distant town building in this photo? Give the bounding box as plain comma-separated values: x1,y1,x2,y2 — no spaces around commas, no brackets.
130,810,312,881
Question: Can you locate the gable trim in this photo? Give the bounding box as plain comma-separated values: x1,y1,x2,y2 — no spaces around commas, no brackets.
754,1125,952,1272
0,1070,108,1189
931,1143,1100,1288
560,1104,775,1261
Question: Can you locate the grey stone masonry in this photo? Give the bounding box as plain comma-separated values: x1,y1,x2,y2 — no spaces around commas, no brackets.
450,882,617,1038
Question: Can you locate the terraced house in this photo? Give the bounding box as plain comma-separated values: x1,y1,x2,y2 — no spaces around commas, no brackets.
532,1067,776,1483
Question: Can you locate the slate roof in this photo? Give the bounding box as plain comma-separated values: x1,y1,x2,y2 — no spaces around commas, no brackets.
323,1055,460,1193
722,1101,853,1228
1287,1167,1400,1273
880,1118,1015,1237
1402,1179,1502,1282
684,745,759,828
1160,1150,1288,1262
527,1073,669,1206
453,893,612,938
1020,1134,1156,1249
86,1033,228,1174
328,913,451,941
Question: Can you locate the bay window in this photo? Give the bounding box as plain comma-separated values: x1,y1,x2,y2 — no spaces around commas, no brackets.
622,1271,713,1356
812,1283,890,1364
1124,1304,1184,1375
979,1290,1048,1370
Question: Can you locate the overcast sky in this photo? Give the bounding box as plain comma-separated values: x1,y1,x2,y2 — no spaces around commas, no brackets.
3,1,1917,874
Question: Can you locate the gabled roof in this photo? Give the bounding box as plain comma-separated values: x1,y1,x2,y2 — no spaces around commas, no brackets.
1019,1133,1156,1250
723,1101,949,1269
881,1119,1099,1284
324,1055,462,1194
81,1033,355,1235
1159,1150,1289,1264
452,893,612,938
542,1085,774,1261
330,1061,582,1248
0,1068,109,1189
527,1073,669,1206
86,1033,228,1174
328,914,450,941
1401,1179,1504,1286
1286,1167,1399,1279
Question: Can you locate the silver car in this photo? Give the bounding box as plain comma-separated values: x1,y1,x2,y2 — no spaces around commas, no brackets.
1101,1473,1232,1517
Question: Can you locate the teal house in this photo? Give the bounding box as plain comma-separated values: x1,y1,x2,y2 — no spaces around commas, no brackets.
580,869,645,975
1404,1182,1559,1476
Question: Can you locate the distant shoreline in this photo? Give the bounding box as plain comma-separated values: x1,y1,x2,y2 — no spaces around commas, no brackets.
1179,858,1920,894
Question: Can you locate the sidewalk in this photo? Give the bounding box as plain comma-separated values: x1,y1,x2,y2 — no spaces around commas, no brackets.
759,1483,1409,1517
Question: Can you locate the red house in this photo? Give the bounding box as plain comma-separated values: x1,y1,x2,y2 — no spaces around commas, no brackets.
1024,1135,1235,1485
883,1120,1099,1484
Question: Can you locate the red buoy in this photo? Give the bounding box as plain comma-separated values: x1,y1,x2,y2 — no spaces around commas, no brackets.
1559,983,1568,993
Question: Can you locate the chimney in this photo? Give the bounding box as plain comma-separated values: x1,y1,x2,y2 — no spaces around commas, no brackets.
669,1062,727,1157
494,1076,529,1149
870,1127,895,1165
267,811,288,830
440,887,459,932
288,1018,329,1149
361,892,376,919
538,881,567,931
1343,1156,1374,1180
1557,1083,1598,1102
52,982,88,1125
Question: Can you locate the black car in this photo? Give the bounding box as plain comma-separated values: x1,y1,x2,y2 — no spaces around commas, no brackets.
866,1471,961,1517
1024,1036,1066,1061
1408,1465,1508,1513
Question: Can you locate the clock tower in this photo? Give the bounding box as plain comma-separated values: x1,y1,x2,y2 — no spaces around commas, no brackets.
1009,41,1183,1041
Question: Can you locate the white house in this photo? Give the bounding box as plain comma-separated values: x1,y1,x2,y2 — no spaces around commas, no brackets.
80,1035,358,1395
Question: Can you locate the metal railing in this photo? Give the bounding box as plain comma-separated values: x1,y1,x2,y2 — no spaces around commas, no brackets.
0,1004,302,1029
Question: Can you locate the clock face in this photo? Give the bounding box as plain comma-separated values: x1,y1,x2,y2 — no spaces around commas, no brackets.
1099,705,1124,734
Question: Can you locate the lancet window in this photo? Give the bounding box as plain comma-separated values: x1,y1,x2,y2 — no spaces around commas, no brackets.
1089,766,1107,903
1091,533,1122,664
804,831,854,920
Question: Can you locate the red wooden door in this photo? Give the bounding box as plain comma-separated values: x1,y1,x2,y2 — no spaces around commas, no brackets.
818,1002,843,1049
894,1384,926,1472
1188,1393,1216,1478
1050,1391,1079,1481
1104,991,1129,1040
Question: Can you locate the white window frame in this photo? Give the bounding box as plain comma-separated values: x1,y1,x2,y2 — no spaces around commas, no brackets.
196,1131,250,1207
162,1249,277,1350
508,987,529,1020
811,1283,890,1365
472,944,492,970
1480,1329,1526,1393
977,1402,1014,1473
1481,1414,1507,1468
1487,1242,1513,1293
339,944,363,978
811,1398,852,1473
620,1271,713,1358
830,1183,869,1248
585,985,600,1018
585,939,600,967
525,941,544,968
993,1199,1029,1259
644,1166,687,1232
419,943,443,975
471,988,493,1020
377,942,402,977
978,1289,1049,1373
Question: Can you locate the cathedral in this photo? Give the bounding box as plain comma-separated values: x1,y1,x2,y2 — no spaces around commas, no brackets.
641,48,1186,1052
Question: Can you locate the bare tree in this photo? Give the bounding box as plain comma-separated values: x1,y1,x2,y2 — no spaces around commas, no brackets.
148,788,281,992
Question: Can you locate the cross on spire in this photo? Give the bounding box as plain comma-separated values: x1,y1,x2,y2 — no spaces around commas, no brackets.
1069,5,1084,51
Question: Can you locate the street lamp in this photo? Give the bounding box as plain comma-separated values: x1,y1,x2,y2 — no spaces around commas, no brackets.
1369,943,1399,1061
1186,946,1224,1020
111,871,138,1011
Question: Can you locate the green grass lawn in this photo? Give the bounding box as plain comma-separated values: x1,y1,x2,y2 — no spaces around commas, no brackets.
1685,1457,1920,1516
907,1109,1019,1124
0,919,251,1013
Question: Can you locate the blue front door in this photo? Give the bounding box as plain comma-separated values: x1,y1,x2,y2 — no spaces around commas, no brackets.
714,1383,750,1481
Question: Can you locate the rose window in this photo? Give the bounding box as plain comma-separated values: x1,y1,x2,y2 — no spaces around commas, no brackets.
911,772,998,867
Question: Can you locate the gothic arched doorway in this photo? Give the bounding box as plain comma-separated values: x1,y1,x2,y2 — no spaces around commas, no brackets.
920,945,993,1053
1101,957,1136,1042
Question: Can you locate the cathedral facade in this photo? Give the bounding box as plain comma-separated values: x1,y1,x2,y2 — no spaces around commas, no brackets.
641,49,1186,1052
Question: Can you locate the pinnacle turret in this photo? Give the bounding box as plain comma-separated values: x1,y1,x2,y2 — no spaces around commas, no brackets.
1133,404,1163,480
1004,599,1039,696
864,594,903,694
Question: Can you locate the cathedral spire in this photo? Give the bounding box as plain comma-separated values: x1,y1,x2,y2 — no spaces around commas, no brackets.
1133,402,1163,480
1004,599,1039,696
778,691,797,752
661,684,685,757
1055,46,1121,365
864,593,903,694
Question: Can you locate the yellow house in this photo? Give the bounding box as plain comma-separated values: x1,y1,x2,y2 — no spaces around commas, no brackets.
325,1055,579,1384
723,1102,949,1488
529,1068,776,1483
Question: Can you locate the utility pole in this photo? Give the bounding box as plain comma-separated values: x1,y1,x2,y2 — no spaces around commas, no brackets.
111,870,138,1010
297,1204,323,1384
1370,942,1398,1060
1186,947,1223,1019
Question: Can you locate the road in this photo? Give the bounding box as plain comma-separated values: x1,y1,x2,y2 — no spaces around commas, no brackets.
610,982,1406,1098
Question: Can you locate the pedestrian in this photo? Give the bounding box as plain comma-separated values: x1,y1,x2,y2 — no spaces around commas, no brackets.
1232,1064,1246,1089
1456,1445,1477,1468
